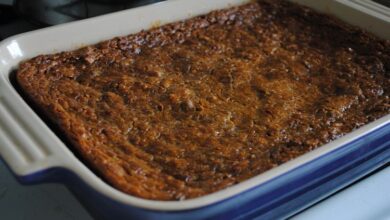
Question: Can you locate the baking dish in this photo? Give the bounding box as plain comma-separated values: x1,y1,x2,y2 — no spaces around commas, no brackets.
0,0,389,219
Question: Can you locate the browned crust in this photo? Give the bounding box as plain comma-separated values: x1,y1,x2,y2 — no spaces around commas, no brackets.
16,0,389,200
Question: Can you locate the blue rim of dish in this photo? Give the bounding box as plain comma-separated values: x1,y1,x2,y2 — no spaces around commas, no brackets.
0,120,385,219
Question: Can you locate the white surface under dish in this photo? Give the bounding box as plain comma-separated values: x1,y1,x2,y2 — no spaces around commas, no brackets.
0,0,389,212
293,165,390,220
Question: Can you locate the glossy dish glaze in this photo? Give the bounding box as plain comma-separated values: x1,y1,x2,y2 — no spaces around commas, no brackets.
16,0,389,201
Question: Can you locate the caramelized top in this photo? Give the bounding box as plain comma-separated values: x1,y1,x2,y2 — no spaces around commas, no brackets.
16,0,389,200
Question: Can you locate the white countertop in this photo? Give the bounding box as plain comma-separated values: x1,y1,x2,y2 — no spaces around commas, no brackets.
293,165,390,220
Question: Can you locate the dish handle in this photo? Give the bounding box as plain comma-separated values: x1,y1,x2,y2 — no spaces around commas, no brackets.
0,88,66,183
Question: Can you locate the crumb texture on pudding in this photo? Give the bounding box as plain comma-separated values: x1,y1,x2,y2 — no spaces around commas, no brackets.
16,0,389,200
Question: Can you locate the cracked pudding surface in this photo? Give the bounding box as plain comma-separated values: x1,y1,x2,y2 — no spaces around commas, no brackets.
16,0,389,200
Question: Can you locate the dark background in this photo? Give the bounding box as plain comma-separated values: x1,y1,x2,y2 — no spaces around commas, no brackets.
0,0,165,40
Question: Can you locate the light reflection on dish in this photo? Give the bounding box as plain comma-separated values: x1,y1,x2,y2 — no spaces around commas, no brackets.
6,41,23,59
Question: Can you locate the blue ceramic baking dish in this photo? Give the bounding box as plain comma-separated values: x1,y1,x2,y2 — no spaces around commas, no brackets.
0,0,389,219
